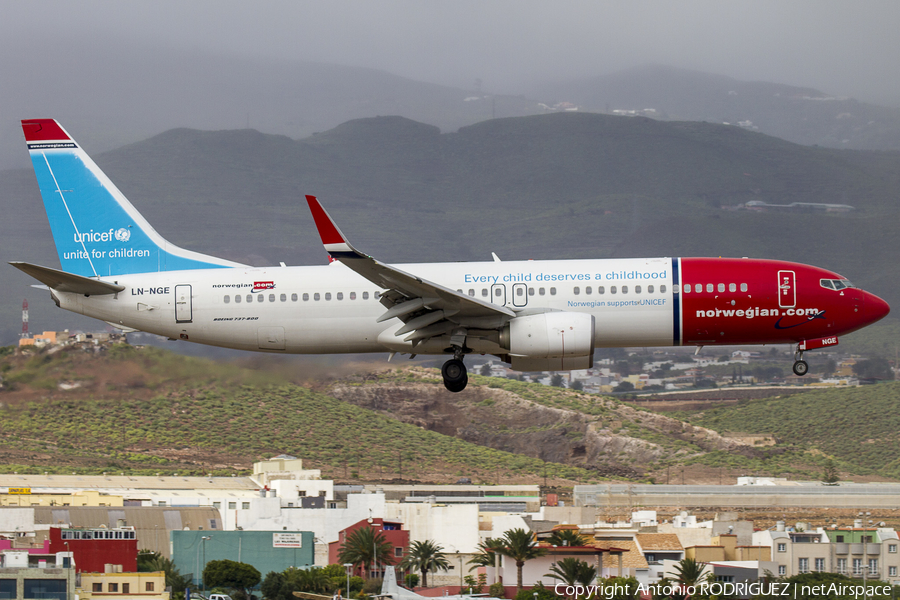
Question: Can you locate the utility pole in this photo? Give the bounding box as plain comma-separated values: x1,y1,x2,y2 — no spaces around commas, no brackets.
200,535,211,593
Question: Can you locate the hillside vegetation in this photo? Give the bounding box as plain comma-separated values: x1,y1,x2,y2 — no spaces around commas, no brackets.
0,345,596,483
1,344,887,484
680,383,900,480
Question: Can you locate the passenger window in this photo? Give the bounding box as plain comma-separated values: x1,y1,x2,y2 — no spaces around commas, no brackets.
649,284,655,293
622,285,628,294
695,284,702,293
539,288,546,296
325,293,332,300
235,295,242,304
550,287,557,295
717,283,725,293
314,293,320,301
740,283,748,292
495,288,502,296
574,287,580,295
611,286,617,294
374,291,381,299
468,289,475,297
529,287,535,296
280,293,286,302
224,295,230,304
350,292,356,300
337,292,343,300
246,294,253,303
729,283,736,292
363,292,369,299
482,289,488,297
269,294,275,302
516,287,523,296
706,284,713,293
661,285,667,293
598,286,605,294
635,285,641,294
300,293,306,301
586,286,592,295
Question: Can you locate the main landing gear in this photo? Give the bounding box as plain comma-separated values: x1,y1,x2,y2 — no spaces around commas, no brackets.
793,349,809,376
442,330,469,393
441,358,468,392
441,358,469,392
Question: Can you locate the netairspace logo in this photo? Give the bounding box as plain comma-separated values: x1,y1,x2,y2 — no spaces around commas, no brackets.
552,582,890,599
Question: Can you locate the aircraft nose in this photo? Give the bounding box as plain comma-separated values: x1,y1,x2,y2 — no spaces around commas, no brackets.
863,291,890,325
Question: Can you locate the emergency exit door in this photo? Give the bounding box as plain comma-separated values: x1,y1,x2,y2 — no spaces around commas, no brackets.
175,285,192,323
777,270,796,308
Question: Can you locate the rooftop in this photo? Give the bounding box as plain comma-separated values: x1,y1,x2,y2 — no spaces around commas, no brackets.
0,474,258,492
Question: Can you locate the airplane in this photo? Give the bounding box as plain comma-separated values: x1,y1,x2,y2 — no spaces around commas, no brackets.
373,566,498,600
12,118,891,392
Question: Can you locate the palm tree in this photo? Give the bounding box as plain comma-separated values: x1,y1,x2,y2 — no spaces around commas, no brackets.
496,528,547,592
400,540,451,588
546,528,588,547
673,557,706,590
138,553,192,596
545,557,597,591
468,538,503,569
292,566,332,594
338,527,395,579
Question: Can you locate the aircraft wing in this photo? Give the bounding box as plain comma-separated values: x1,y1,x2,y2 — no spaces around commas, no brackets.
305,196,515,344
292,593,335,600
10,262,126,296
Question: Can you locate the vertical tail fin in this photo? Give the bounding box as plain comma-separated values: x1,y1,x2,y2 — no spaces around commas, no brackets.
21,119,246,277
381,566,401,597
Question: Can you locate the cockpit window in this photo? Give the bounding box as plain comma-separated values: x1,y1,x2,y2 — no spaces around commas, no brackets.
820,278,855,290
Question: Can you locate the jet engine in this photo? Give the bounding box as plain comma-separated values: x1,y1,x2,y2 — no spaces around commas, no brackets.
501,312,595,372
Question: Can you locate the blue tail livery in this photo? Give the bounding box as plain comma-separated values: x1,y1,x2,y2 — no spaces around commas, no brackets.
21,119,245,277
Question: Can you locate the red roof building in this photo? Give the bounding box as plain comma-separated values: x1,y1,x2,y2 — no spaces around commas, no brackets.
328,518,409,578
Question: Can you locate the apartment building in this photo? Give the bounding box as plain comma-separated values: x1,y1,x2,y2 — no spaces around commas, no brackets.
753,524,900,583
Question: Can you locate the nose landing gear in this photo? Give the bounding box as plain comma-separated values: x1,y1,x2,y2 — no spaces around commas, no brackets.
441,358,468,392
793,349,809,376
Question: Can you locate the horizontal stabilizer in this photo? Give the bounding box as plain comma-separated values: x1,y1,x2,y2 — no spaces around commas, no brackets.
10,262,125,295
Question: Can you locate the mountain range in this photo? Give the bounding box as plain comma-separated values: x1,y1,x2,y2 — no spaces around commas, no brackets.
3,40,900,172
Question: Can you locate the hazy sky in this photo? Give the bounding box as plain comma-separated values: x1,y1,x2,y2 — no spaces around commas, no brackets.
4,0,900,106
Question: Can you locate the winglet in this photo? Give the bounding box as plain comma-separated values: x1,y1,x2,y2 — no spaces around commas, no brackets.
305,195,360,259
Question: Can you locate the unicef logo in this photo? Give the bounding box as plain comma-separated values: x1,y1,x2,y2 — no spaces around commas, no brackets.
114,228,131,242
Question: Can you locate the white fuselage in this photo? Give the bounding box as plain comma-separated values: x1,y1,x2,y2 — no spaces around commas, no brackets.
57,257,676,354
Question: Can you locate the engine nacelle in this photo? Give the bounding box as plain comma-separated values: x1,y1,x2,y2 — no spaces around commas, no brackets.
501,312,595,372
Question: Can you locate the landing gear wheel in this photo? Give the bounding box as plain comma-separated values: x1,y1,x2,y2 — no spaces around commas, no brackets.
444,375,468,393
442,359,468,392
793,360,809,376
